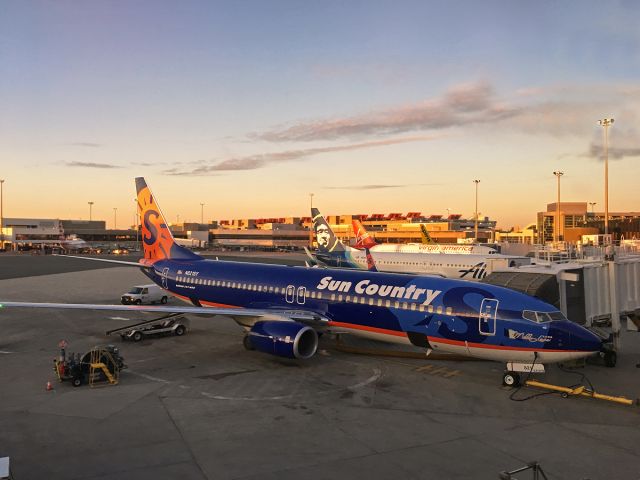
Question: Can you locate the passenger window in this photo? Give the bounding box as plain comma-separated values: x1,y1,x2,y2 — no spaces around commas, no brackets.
317,292,323,300
445,307,453,315
436,306,443,314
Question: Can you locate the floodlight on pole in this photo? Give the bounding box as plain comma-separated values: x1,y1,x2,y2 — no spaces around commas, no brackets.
597,118,614,238
88,201,94,221
473,180,480,241
200,203,205,225
553,171,564,243
113,207,117,230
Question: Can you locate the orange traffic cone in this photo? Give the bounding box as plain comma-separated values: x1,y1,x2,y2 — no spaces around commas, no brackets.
46,381,53,391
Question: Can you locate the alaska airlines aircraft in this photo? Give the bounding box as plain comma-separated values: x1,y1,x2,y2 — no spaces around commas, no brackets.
314,210,527,280
0,178,603,386
352,219,497,255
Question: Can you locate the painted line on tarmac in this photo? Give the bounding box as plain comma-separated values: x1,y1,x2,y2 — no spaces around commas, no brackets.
0,350,14,354
202,367,383,401
127,369,171,383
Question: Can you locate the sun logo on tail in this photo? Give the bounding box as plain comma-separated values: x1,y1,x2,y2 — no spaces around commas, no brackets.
137,187,173,262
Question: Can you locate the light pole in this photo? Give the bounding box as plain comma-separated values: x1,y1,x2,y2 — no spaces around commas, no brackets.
553,171,564,243
113,208,118,230
200,203,205,225
309,193,314,248
473,180,480,242
0,179,4,249
88,201,94,221
597,118,614,239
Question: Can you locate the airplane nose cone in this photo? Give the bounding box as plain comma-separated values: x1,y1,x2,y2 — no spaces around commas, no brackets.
564,322,602,352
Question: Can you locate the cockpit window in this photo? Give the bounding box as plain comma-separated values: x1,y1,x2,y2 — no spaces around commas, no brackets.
522,310,559,323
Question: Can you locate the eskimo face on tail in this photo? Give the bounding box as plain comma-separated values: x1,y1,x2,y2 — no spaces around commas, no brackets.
311,207,345,253
315,224,331,248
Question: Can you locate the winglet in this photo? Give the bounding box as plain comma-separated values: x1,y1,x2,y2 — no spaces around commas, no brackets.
364,248,378,272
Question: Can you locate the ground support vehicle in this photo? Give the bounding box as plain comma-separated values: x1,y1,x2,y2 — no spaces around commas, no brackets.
106,313,189,342
54,344,126,387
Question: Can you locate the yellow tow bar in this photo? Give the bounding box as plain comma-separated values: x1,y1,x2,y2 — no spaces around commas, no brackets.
525,380,638,407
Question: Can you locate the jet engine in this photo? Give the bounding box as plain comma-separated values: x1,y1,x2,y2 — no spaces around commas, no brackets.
248,321,318,359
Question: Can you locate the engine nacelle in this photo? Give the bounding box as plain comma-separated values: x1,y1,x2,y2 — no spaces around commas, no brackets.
249,321,318,360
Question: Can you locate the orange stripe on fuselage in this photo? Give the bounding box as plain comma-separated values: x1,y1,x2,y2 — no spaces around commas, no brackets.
328,320,406,338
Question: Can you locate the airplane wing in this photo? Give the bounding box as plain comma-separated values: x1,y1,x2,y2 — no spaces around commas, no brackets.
0,301,331,330
52,254,148,268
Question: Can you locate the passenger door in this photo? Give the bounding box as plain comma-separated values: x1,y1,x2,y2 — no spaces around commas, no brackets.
479,298,498,336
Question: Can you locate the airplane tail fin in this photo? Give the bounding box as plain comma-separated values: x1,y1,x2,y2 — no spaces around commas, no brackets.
311,207,346,253
364,248,378,272
420,224,437,245
135,177,203,263
352,219,377,249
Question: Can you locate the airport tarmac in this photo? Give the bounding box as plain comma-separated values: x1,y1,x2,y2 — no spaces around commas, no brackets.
1,254,640,479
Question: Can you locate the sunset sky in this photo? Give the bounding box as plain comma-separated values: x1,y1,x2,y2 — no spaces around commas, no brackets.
1,1,639,229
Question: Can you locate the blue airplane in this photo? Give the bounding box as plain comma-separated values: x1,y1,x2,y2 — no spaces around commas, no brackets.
0,178,605,386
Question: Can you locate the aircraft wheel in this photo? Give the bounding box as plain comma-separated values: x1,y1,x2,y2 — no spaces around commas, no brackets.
132,331,143,342
502,372,520,387
604,350,617,368
243,335,255,351
161,296,168,304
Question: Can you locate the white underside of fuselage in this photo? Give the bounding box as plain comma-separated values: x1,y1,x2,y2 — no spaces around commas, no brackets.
429,339,598,363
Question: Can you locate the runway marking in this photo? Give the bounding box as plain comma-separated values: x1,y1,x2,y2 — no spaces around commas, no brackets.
201,367,383,401
0,350,14,354
108,316,132,321
127,369,171,383
415,364,462,378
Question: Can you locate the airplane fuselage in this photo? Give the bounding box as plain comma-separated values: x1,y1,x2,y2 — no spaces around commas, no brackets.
144,257,601,364
369,243,497,255
314,248,529,280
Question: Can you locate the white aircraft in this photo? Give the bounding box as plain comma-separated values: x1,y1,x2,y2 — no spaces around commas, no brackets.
313,209,529,280
352,219,497,255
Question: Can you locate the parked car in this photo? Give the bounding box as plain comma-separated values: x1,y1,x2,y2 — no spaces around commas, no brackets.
121,284,170,305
